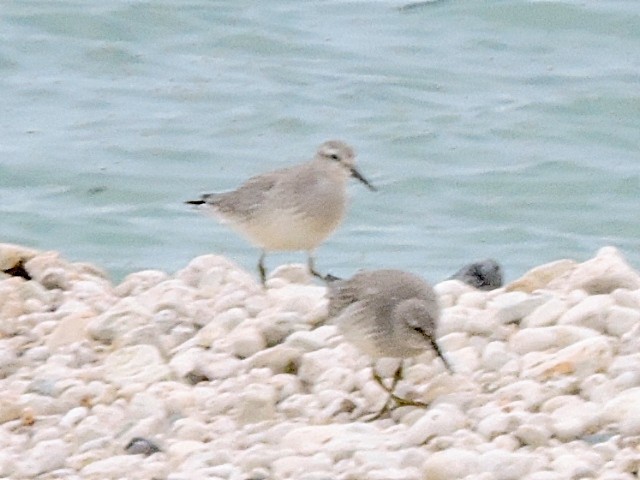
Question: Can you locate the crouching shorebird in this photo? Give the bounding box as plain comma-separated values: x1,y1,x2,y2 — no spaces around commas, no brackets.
327,269,452,419
186,140,375,285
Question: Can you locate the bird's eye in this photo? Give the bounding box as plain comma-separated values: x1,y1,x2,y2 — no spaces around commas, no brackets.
329,153,340,161
412,326,427,337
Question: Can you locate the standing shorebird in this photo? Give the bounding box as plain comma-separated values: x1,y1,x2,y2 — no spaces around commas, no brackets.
327,269,452,418
186,140,375,285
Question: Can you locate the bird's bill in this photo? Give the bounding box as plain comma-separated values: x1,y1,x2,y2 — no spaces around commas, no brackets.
430,337,453,373
350,167,377,191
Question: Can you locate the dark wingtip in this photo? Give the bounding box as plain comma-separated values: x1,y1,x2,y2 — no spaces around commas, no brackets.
185,199,205,205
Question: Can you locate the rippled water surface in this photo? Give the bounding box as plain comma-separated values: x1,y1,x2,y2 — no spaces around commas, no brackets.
2,1,639,283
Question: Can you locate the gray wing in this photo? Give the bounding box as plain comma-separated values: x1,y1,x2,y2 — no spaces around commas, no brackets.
200,169,288,218
327,277,361,318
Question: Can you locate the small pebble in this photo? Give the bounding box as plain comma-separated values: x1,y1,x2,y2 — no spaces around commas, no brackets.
125,437,162,456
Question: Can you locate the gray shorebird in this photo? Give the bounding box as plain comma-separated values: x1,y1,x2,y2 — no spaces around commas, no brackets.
450,258,503,291
327,269,452,418
186,140,375,285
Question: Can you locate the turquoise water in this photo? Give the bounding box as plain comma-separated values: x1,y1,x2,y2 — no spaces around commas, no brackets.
2,1,639,284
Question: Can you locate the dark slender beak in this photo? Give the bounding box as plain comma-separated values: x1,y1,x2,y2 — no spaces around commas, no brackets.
429,337,453,373
350,167,377,191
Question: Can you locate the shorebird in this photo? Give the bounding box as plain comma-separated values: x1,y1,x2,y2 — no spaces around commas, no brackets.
186,140,375,285
327,269,452,418
450,258,503,290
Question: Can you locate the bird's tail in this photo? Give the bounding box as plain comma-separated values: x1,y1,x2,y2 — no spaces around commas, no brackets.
185,193,219,206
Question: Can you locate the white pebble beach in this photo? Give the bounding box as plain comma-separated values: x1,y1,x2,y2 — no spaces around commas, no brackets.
2,242,640,480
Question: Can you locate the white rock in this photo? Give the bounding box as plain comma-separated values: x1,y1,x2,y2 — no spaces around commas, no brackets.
285,325,337,351
247,344,302,375
522,336,612,381
214,307,248,331
280,423,383,456
439,332,469,352
228,325,266,359
114,269,170,297
314,367,357,395
509,325,599,355
104,344,171,387
65,277,118,313
550,453,598,479
421,448,480,480
494,381,545,410
481,341,511,371
506,259,577,293
549,246,640,294
298,348,343,385
478,449,543,480
60,406,90,428
404,404,467,445
137,279,197,316
545,396,601,441
611,287,640,308
46,310,94,349
557,294,613,331
521,297,569,327
0,344,20,378
514,423,552,447
211,288,252,315
0,450,15,478
24,251,75,289
236,383,277,424
272,453,332,479
258,312,305,346
167,440,210,465
602,387,640,435
172,417,210,441
176,254,239,287
463,310,501,336
268,263,314,284
606,305,640,337
439,306,471,336
458,291,487,309
169,347,203,378
447,346,479,373
368,468,421,480
434,279,474,301
523,473,564,480
18,439,71,477
613,366,640,389
477,412,519,440
489,292,549,324
81,455,143,477
492,433,520,451
0,242,39,270
87,298,152,344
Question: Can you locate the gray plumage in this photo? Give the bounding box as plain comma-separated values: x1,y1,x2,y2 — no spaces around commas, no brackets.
450,258,503,291
328,269,450,369
187,140,375,284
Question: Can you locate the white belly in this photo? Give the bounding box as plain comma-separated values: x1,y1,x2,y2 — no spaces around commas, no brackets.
229,207,343,251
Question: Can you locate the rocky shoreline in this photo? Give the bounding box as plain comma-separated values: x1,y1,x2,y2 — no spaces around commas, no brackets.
1,243,640,479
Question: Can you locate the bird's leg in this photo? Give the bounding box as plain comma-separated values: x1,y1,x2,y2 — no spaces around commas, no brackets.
364,365,394,421
306,252,325,280
258,251,267,286
372,360,403,394
365,361,429,420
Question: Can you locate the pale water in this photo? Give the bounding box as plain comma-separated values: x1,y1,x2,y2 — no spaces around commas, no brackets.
2,0,639,284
